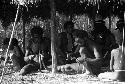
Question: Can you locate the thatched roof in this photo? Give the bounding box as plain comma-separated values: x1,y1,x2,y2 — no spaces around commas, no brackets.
0,0,124,27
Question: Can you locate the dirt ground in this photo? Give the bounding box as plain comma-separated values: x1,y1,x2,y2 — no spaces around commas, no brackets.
1,72,125,84
0,64,125,84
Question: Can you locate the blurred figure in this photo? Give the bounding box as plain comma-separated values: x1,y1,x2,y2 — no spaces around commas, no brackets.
98,20,125,81
3,38,25,70
91,20,118,67
58,21,78,64
20,26,51,75
58,30,103,76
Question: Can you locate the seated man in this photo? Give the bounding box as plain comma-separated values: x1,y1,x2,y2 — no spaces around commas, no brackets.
92,20,118,67
58,30,103,76
3,38,26,70
20,26,51,75
98,20,125,81
57,21,78,64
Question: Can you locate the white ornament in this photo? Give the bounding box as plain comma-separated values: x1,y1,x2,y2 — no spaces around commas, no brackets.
17,0,25,5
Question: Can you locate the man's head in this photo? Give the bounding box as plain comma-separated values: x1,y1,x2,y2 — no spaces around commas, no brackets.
72,29,88,46
116,20,125,32
31,26,43,38
115,20,125,46
3,38,18,50
64,21,74,33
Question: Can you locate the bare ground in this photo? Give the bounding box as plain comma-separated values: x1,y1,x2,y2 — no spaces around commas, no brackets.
0,64,125,84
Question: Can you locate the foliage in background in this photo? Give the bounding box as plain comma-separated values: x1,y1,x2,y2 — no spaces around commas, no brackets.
0,13,120,49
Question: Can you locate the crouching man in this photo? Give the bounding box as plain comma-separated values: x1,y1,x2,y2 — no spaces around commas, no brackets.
58,30,103,76
73,30,103,76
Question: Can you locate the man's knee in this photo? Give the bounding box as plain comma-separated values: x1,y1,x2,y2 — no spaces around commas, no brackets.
19,65,29,75
20,64,39,75
19,64,33,75
98,73,106,78
98,72,118,80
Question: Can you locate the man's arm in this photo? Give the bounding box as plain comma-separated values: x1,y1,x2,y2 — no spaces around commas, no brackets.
76,47,88,63
85,47,102,63
24,50,30,62
24,49,35,62
24,39,35,62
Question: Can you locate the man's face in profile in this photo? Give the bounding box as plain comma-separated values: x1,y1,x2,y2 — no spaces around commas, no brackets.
65,25,73,33
74,37,85,46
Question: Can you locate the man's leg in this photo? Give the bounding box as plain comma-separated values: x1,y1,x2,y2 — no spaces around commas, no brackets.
81,61,94,76
98,71,125,81
84,59,102,75
19,63,39,75
57,63,84,73
11,54,21,71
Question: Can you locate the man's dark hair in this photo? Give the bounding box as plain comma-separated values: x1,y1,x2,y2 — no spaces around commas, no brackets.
94,20,107,33
31,26,43,37
72,29,88,39
115,20,125,46
3,38,18,46
64,21,74,30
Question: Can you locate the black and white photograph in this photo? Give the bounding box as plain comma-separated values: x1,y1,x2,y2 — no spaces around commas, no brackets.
0,0,125,84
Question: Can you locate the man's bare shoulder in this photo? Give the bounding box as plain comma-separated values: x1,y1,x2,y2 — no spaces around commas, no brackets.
111,48,119,55
112,48,118,52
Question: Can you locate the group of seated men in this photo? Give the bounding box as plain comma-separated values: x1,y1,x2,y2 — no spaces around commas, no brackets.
2,26,51,75
1,19,125,81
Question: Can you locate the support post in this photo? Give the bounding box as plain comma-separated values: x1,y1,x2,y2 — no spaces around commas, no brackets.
50,0,57,74
109,15,111,30
22,6,27,54
22,21,25,53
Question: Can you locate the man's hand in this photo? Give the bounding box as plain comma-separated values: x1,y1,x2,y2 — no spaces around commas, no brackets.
39,54,44,60
67,53,76,60
24,55,35,62
109,67,114,72
76,57,86,63
39,54,44,58
28,55,35,60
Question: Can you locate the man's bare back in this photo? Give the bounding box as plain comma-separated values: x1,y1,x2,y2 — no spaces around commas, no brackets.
98,46,125,81
111,47,125,71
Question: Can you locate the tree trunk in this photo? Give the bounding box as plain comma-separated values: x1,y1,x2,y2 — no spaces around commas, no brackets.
50,0,57,74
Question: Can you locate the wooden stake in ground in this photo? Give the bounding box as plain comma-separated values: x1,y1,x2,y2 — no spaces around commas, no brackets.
50,0,57,74
122,12,125,59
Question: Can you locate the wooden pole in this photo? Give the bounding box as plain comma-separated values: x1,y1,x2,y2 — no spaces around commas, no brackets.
22,18,25,53
122,12,125,57
22,6,27,54
108,6,112,30
50,0,57,74
109,15,112,30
